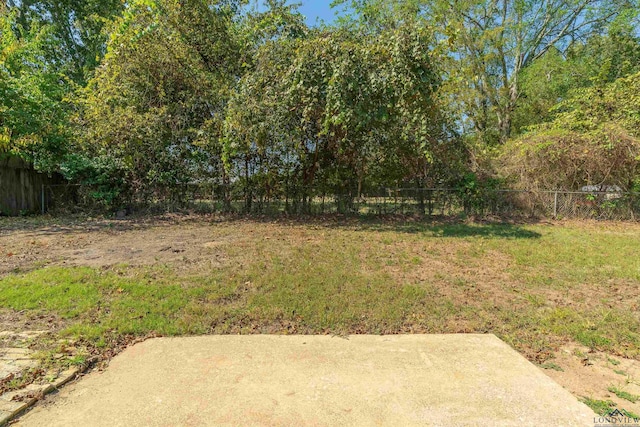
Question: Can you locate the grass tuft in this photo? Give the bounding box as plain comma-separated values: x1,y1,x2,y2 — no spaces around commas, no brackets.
608,386,640,403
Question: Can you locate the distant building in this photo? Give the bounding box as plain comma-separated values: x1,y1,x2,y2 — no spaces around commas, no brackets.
580,185,623,200
580,185,623,193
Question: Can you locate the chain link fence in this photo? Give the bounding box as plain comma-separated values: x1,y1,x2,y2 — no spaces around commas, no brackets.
530,190,640,221
41,183,640,220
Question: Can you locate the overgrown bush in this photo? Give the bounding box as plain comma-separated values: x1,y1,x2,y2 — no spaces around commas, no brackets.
500,72,640,191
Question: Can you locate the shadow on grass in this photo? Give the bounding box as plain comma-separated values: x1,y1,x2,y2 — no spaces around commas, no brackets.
350,222,542,239
426,223,541,239
217,214,544,239
1,212,542,240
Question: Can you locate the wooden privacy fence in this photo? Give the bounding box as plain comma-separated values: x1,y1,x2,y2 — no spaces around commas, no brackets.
0,156,63,216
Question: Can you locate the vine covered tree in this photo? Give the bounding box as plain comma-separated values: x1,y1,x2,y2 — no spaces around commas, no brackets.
223,22,466,210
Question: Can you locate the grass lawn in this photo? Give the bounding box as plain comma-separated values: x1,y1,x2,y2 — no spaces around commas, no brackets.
1,216,640,411
1,216,639,358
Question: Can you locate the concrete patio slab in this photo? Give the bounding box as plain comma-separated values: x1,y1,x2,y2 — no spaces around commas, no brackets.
16,335,595,426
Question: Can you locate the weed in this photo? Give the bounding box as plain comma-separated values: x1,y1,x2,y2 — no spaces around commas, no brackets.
540,362,564,372
580,397,616,416
609,358,621,366
608,386,640,403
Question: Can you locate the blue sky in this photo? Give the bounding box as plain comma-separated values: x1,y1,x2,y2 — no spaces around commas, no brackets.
251,1,345,26
296,2,340,25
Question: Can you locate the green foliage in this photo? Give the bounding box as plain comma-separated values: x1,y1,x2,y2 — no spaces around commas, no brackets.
78,0,242,201
1,0,124,173
242,0,307,45
58,154,126,208
223,21,465,208
514,49,576,132
2,0,640,208
457,172,503,214
0,9,71,171
501,72,640,190
8,0,124,84
341,0,639,146
514,29,640,133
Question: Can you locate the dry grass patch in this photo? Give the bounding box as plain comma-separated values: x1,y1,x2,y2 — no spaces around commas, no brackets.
2,215,640,408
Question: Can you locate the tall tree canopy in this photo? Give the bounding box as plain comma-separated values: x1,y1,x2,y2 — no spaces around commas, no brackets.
1,0,124,173
223,22,465,205
77,0,242,201
0,7,70,170
3,0,640,212
513,25,640,133
7,0,124,84
337,0,639,144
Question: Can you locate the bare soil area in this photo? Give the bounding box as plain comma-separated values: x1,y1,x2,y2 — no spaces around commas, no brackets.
0,215,236,275
546,345,640,415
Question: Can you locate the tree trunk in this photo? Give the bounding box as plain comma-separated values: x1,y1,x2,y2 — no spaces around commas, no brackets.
244,155,251,213
498,82,519,144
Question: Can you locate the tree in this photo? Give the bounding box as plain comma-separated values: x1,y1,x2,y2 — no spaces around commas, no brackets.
513,26,640,133
0,8,70,171
1,0,125,176
501,72,640,191
7,0,124,84
223,22,466,211
337,0,639,144
78,0,242,204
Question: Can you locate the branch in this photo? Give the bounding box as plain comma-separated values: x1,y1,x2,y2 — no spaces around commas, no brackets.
528,0,591,64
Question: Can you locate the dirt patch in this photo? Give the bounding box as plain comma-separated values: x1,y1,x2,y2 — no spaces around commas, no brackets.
0,214,349,278
0,310,65,335
0,216,240,275
543,344,640,415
